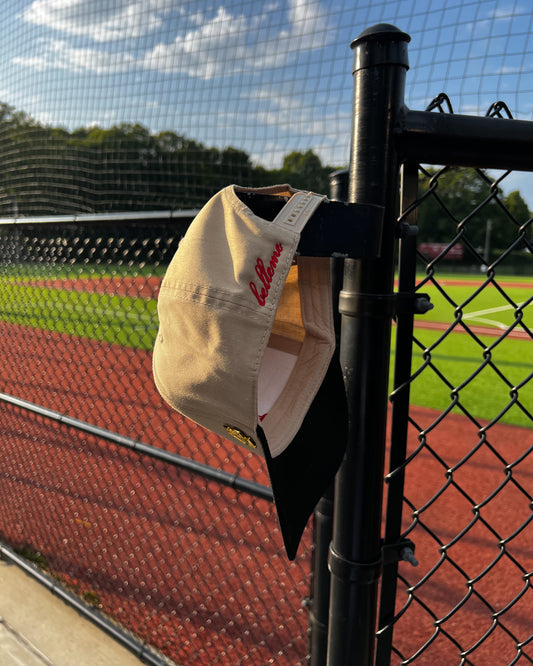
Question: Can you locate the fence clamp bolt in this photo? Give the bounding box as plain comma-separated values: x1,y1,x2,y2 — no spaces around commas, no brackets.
382,538,418,567
394,292,433,316
396,221,418,238
414,293,433,314
339,292,433,318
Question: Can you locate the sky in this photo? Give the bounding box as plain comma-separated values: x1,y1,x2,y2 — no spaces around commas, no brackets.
1,0,533,205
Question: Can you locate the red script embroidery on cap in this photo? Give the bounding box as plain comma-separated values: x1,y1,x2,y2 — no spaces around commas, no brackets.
249,243,283,306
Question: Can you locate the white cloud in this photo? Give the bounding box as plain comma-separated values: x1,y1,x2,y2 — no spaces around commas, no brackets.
243,86,350,167
489,5,529,20
285,0,330,48
143,6,249,79
16,1,333,80
143,0,332,79
247,88,351,138
467,4,530,34
494,65,522,75
22,0,174,42
13,38,136,74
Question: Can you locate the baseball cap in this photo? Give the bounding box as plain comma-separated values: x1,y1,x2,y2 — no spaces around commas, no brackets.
153,184,347,559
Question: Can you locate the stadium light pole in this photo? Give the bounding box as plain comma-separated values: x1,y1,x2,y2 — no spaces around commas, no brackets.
327,24,410,665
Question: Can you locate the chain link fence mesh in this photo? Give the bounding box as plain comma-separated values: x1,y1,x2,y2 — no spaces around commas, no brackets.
0,218,313,665
379,97,532,665
0,2,532,665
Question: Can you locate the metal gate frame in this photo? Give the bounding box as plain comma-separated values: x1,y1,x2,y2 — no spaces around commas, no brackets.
308,23,533,666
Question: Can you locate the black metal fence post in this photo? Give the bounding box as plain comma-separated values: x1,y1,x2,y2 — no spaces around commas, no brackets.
375,162,420,664
307,169,350,666
308,486,334,665
327,25,410,666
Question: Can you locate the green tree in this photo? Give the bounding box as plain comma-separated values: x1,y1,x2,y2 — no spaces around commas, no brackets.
261,149,337,194
0,103,94,215
0,100,348,214
417,167,531,255
501,190,531,245
280,149,331,193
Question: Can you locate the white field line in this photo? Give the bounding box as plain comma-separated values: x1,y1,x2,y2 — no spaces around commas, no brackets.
462,303,528,330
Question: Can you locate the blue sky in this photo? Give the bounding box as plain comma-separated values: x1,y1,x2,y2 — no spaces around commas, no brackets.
1,0,533,204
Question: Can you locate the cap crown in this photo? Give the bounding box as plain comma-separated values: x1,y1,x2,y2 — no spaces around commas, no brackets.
153,185,332,459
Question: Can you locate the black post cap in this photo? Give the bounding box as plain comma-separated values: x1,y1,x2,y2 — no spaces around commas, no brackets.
351,23,410,72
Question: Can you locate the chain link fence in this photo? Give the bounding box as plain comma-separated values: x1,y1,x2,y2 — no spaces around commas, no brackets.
0,4,532,664
0,216,315,665
0,103,531,666
377,97,533,665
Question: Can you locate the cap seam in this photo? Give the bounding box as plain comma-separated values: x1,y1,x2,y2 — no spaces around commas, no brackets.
159,282,274,317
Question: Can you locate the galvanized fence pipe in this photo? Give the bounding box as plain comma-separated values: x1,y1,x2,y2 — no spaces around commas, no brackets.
327,25,410,666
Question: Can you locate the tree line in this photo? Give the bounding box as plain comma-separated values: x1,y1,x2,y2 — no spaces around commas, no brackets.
0,101,530,263
0,102,334,216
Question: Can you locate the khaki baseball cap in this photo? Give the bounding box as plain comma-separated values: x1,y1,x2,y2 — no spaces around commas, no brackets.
153,184,347,559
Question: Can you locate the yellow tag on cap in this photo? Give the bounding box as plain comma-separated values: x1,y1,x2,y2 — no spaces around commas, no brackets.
224,425,257,449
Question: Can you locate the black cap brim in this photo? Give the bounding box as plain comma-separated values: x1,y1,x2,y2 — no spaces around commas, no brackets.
259,350,347,560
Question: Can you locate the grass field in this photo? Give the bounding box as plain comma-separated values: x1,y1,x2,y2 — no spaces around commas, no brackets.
0,263,159,350
398,273,532,428
395,331,532,428
0,265,531,428
0,281,158,350
416,275,532,329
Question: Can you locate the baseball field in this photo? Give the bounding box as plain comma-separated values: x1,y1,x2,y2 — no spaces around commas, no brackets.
4,266,531,427
0,265,530,663
400,273,532,429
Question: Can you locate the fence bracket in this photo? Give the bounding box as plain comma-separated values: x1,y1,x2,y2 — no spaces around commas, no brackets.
395,292,433,315
338,291,433,318
237,191,385,259
396,221,418,238
382,538,418,567
328,543,383,585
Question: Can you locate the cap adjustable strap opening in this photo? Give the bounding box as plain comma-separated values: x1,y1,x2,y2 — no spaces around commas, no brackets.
273,192,325,234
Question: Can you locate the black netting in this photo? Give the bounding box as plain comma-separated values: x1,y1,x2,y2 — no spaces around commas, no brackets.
1,3,533,664
0,217,314,664
0,2,532,215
